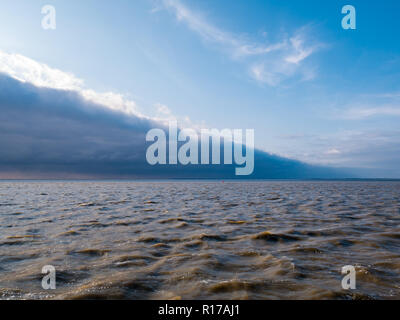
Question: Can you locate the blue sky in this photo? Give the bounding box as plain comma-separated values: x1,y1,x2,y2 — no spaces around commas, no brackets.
1,0,400,176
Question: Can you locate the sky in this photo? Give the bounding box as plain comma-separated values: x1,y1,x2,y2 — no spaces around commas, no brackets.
1,0,400,177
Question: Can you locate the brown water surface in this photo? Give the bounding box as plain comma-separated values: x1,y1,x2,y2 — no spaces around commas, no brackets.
0,181,399,299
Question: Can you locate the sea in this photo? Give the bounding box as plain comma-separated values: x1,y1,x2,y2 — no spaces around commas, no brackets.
0,180,399,299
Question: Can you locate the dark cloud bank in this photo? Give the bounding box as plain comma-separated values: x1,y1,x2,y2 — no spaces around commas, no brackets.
0,73,357,179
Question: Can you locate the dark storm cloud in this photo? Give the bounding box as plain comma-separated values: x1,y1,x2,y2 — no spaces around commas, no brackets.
0,73,351,179
0,73,156,177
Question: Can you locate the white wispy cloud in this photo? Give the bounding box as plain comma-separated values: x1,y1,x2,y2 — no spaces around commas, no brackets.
324,148,341,155
342,105,400,119
159,0,321,86
325,92,400,120
285,35,315,64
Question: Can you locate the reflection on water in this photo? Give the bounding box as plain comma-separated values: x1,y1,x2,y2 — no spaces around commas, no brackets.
0,181,399,300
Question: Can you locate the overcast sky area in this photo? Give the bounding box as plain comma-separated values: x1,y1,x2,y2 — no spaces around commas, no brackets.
1,0,400,178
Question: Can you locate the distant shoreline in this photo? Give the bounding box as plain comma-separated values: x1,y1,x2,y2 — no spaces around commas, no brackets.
1,178,400,182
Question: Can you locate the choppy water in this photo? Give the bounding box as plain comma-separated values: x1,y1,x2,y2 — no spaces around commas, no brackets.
0,181,399,300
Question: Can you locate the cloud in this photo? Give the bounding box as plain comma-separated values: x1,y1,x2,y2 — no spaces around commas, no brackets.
0,73,153,177
0,51,346,179
324,148,341,155
0,50,143,117
0,72,344,179
332,93,400,120
342,105,400,119
162,0,239,48
0,51,83,91
285,35,315,64
275,129,400,177
0,50,198,129
159,0,321,86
